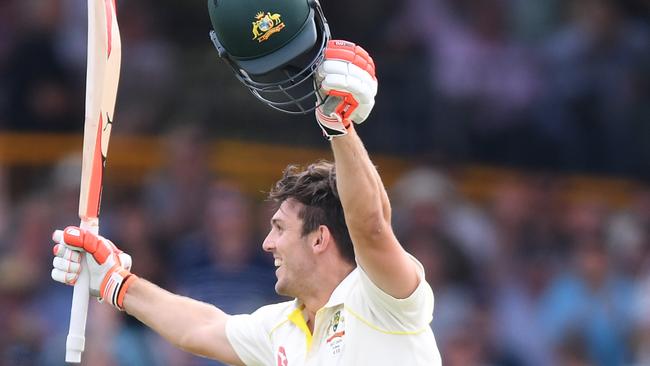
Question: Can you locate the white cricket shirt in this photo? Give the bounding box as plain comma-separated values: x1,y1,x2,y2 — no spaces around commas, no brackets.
225,257,442,365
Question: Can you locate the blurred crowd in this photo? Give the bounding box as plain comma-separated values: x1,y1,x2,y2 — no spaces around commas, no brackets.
1,0,649,365
0,0,648,176
383,0,649,178
1,131,650,366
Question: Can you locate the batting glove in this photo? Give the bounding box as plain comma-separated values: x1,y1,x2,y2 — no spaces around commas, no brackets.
51,226,137,311
314,40,378,140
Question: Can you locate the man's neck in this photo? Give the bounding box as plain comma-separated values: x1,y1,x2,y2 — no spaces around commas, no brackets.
299,263,355,332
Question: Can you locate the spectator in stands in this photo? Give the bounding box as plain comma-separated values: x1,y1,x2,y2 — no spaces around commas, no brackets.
3,0,81,131
169,181,278,365
171,181,278,311
488,176,565,366
391,166,496,267
537,0,650,174
540,201,635,366
143,124,214,253
0,168,8,243
388,0,542,160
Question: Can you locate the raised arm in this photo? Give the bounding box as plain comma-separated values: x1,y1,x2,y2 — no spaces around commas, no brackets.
51,227,244,365
123,279,242,365
332,130,419,298
315,41,420,299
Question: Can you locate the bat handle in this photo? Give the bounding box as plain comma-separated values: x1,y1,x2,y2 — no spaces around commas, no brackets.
66,220,97,363
66,263,89,363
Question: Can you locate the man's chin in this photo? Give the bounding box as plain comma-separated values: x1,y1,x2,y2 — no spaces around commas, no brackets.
275,282,285,295
275,281,292,297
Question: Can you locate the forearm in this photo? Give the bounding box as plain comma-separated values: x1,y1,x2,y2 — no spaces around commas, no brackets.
331,128,391,230
318,40,419,298
123,278,229,355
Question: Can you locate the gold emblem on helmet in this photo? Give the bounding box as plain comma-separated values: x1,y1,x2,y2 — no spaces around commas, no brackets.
252,11,285,42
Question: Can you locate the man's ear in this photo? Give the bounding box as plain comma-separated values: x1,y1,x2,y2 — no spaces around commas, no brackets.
312,225,332,254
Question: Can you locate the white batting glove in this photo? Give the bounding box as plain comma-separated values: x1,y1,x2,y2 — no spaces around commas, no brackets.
314,40,378,139
51,226,137,311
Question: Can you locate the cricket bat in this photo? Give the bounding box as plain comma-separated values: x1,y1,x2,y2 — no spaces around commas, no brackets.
66,0,121,362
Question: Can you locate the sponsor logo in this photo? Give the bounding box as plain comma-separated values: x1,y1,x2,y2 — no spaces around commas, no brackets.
277,346,288,366
252,11,285,42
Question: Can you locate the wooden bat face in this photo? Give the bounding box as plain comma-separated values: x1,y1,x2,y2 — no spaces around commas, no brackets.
78,0,121,227
67,1,121,363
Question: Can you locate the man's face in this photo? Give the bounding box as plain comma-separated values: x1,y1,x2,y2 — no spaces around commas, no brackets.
262,199,317,297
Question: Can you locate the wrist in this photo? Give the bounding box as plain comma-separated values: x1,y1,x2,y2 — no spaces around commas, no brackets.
100,265,138,311
316,107,352,140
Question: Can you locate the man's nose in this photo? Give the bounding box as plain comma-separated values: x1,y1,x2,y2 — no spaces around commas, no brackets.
262,232,274,252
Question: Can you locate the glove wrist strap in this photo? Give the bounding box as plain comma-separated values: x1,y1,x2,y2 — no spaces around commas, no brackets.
100,266,138,311
117,273,138,311
316,108,349,140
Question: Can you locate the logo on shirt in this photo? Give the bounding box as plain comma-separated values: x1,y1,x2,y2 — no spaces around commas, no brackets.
277,346,288,366
326,310,346,356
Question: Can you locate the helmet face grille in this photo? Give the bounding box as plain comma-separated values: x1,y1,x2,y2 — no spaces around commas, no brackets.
212,1,331,115
238,35,326,114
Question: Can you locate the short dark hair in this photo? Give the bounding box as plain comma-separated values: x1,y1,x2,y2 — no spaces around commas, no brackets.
268,161,356,265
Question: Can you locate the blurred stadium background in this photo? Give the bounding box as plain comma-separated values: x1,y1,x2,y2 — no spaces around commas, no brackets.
0,0,649,365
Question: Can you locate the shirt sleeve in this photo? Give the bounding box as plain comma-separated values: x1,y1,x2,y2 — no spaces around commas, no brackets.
354,254,435,332
225,306,276,366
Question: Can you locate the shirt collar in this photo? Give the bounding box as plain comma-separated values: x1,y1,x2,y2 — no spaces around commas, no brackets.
291,267,359,311
323,267,359,308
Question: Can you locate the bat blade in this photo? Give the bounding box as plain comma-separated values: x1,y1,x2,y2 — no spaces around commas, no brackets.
66,0,121,363
78,0,121,226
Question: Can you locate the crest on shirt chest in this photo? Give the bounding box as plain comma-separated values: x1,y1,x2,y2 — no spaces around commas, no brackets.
325,309,346,356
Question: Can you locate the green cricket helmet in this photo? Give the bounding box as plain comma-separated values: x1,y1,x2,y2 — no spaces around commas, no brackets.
208,0,331,114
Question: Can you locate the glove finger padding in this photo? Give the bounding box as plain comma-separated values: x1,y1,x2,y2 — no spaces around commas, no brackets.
314,40,378,139
52,256,81,275
60,227,114,265
53,243,82,262
324,40,376,80
51,268,79,285
51,243,83,285
318,60,377,105
50,226,137,311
